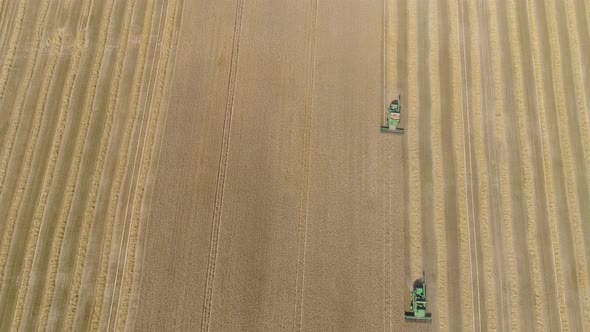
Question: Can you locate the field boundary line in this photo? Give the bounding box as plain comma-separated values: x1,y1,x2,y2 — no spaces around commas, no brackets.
293,1,317,330
88,2,155,329
200,0,246,329
104,1,167,329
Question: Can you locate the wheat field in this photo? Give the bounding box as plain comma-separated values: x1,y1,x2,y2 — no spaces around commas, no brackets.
0,0,180,330
394,0,590,330
0,0,589,331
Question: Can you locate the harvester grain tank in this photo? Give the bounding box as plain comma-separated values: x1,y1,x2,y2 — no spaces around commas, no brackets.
405,272,432,322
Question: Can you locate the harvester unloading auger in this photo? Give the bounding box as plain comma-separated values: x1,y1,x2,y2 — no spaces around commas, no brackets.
405,271,432,322
380,95,405,134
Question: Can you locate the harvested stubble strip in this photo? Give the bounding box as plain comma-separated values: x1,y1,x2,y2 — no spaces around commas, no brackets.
16,31,86,332
0,0,37,202
526,0,569,329
0,0,50,289
487,1,521,330
10,31,62,331
38,0,117,328
115,2,177,330
0,0,24,105
546,0,590,326
62,1,137,331
89,2,156,330
563,0,590,326
428,0,448,329
466,0,496,328
407,0,422,280
506,0,546,328
449,0,473,328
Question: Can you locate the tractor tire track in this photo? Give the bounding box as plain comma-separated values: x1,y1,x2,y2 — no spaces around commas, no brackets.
200,0,246,329
294,0,317,330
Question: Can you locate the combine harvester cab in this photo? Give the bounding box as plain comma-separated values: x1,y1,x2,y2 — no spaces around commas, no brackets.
380,95,405,134
405,272,432,322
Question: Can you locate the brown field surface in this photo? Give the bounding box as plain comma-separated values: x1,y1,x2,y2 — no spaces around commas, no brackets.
0,0,589,331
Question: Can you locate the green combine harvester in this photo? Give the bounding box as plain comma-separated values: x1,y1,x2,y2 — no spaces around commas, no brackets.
405,272,432,322
380,95,404,134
